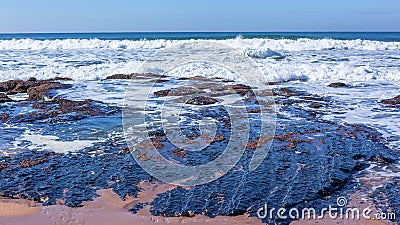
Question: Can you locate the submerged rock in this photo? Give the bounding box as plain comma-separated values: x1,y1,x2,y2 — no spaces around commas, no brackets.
228,84,253,95
26,99,118,121
1,98,120,123
47,77,73,81
309,102,323,108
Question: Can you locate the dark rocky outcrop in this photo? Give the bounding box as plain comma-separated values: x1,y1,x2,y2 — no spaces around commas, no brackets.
328,82,347,87
0,78,72,100
47,77,73,81
27,82,72,100
0,79,33,94
380,95,400,105
309,102,323,108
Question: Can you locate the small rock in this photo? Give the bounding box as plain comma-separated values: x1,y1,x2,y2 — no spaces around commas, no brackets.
380,95,400,105
328,82,347,87
0,113,9,122
273,87,299,97
106,73,161,80
185,96,219,105
248,108,261,113
154,89,171,97
309,103,323,108
47,77,73,81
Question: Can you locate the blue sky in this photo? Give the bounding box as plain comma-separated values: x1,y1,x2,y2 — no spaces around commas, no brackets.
1,0,400,33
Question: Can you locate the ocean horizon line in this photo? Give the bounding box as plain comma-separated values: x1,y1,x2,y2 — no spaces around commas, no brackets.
1,31,400,34
1,31,400,42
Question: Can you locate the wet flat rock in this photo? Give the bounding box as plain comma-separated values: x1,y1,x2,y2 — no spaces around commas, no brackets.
1,99,119,123
0,149,148,207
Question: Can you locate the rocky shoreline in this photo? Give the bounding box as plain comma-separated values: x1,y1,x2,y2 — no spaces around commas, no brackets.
0,75,399,224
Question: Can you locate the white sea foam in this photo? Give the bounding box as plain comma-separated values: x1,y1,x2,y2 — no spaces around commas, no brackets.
244,48,283,59
0,38,399,51
14,131,99,153
0,38,399,84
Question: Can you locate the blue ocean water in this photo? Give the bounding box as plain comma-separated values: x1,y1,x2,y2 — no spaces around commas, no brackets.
1,32,400,41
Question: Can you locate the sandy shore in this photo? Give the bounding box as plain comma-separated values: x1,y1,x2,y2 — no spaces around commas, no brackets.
0,178,395,225
0,182,263,225
0,186,394,225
